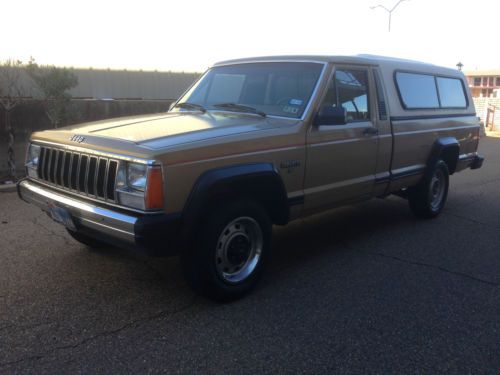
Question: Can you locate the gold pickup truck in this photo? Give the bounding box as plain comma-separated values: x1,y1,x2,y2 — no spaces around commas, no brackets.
18,55,484,300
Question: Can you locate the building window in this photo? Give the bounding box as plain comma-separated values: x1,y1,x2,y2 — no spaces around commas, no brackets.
483,77,489,86
489,77,494,86
496,77,500,86
474,77,481,86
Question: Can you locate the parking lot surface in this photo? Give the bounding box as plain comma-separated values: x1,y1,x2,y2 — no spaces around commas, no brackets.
1,137,499,374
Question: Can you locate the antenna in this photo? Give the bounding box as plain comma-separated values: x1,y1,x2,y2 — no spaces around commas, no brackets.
370,0,410,32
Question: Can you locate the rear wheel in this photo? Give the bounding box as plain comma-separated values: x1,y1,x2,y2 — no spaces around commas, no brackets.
408,159,449,219
66,229,108,249
181,200,272,302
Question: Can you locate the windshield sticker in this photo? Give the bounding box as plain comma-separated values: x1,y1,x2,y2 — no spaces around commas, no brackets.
289,99,303,106
283,106,299,115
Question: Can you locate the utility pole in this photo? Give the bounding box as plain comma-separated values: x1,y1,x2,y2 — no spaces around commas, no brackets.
371,0,410,32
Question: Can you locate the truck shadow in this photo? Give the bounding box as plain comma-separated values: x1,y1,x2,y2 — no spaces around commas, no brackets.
64,195,413,304
265,196,415,281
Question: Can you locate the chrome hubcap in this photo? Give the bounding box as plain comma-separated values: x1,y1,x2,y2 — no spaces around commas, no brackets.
430,169,445,210
215,217,263,284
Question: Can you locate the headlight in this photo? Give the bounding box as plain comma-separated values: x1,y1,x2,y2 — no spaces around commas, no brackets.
127,163,147,191
115,162,163,211
25,144,41,179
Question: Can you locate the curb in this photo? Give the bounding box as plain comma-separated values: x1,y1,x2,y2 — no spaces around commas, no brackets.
0,183,17,193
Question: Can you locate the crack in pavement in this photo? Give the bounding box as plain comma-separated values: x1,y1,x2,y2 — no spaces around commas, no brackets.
32,216,73,247
0,297,198,369
0,324,15,332
0,321,57,334
0,355,44,369
445,211,499,230
361,250,500,287
53,298,196,350
129,257,168,283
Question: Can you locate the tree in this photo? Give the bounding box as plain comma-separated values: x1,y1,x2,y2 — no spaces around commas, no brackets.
0,59,25,179
27,58,78,128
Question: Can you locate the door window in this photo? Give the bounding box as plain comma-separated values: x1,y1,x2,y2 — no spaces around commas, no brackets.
321,68,370,122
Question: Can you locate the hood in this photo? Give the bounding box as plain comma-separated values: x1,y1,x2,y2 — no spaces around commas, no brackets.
40,111,298,151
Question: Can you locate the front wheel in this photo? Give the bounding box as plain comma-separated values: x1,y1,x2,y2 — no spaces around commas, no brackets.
408,159,449,219
181,200,272,302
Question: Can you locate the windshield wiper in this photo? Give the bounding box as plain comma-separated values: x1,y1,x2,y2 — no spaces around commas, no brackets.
213,103,266,117
173,102,206,113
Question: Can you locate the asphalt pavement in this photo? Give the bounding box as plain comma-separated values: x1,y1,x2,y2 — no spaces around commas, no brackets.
1,136,499,374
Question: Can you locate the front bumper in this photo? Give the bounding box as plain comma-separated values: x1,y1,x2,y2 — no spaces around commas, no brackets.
17,179,182,256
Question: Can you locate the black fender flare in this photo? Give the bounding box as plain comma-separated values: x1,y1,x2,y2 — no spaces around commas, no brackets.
427,137,459,175
182,163,289,229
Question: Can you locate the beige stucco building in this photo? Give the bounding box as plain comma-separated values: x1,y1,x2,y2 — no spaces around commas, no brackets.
464,70,500,98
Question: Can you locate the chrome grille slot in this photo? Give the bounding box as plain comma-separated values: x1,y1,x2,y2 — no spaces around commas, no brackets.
106,161,118,201
70,153,79,190
87,156,97,195
96,159,107,198
38,147,46,179
37,146,120,203
44,148,51,181
78,155,89,192
62,153,71,188
56,150,64,186
50,149,58,183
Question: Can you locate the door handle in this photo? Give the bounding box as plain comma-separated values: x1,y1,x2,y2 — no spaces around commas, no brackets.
363,127,378,136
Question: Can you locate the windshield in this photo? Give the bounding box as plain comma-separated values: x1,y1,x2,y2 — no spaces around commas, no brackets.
174,62,324,119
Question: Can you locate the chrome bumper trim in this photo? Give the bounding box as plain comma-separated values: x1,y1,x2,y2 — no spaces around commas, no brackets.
18,179,137,245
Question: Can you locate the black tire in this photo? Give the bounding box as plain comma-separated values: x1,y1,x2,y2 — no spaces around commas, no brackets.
66,229,108,249
181,199,272,302
408,159,449,219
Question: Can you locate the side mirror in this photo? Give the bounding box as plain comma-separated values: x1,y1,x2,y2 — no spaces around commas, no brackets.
314,106,346,126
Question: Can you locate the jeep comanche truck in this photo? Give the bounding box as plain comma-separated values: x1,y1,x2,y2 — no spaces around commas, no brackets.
18,55,484,300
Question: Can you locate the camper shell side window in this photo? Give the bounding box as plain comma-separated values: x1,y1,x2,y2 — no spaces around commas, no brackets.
394,71,468,110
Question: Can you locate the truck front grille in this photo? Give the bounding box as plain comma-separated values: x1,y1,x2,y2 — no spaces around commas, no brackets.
37,146,119,202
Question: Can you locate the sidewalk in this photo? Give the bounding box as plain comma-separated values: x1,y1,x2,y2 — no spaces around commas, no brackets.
0,182,17,193
486,130,500,138
0,177,18,193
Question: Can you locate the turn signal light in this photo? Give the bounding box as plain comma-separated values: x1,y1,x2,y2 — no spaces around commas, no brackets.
145,166,164,210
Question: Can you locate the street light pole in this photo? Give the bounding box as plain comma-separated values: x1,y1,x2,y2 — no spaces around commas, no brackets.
371,0,410,32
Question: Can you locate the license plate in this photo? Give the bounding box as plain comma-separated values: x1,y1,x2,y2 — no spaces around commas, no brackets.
47,204,76,231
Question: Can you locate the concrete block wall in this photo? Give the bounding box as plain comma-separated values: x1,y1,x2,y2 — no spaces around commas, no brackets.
473,97,500,130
